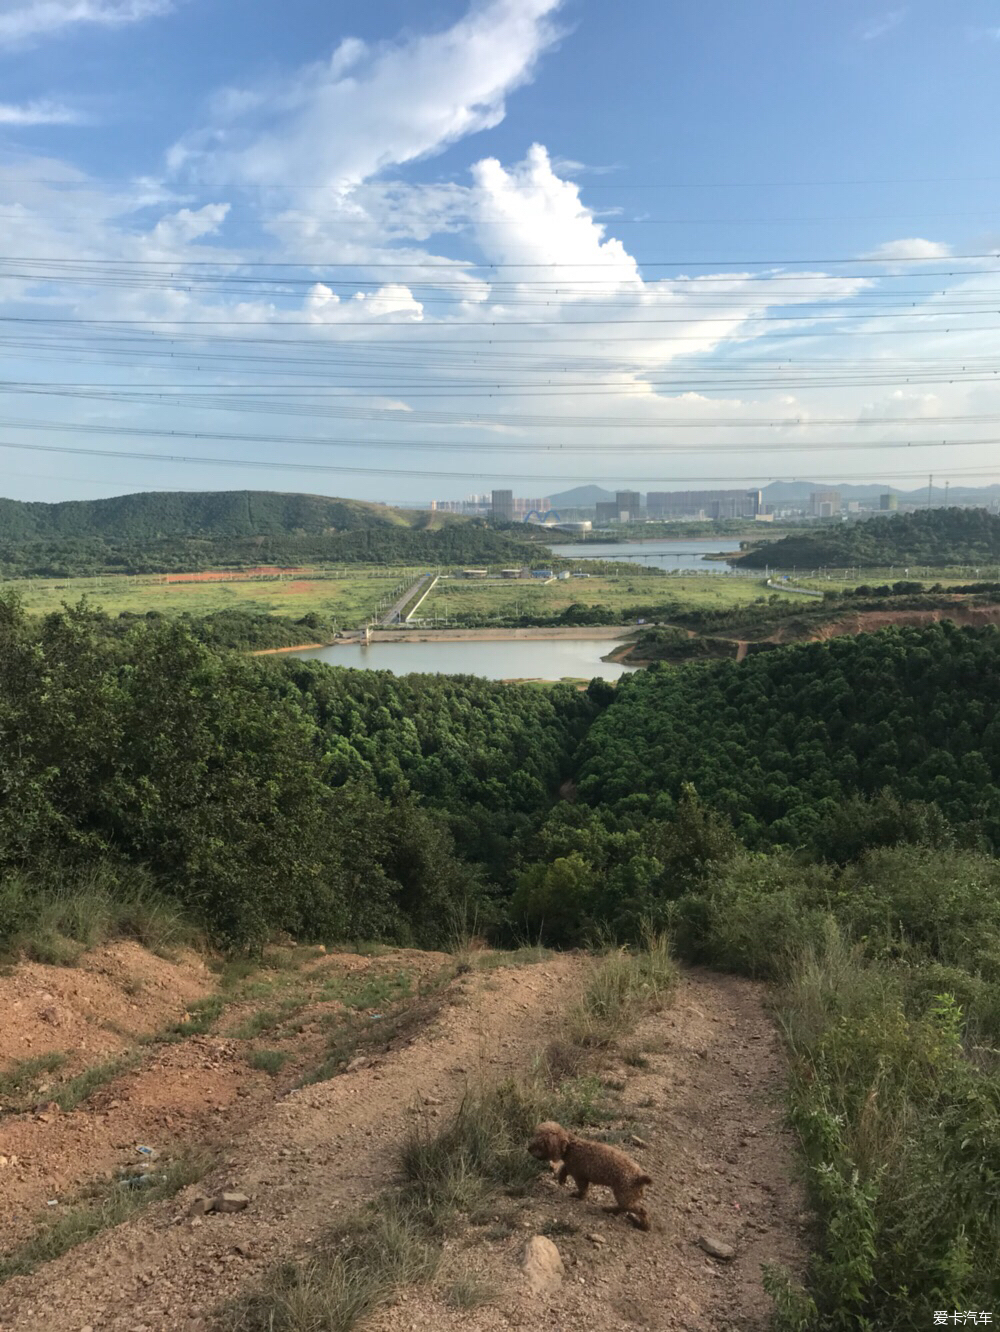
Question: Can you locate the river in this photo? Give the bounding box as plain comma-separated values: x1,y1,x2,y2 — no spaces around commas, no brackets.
546,538,744,568
289,637,635,681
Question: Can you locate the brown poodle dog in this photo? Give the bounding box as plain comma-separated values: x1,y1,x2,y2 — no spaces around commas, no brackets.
527,1120,652,1230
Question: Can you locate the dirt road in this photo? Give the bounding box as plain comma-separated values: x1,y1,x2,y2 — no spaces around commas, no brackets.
0,957,807,1332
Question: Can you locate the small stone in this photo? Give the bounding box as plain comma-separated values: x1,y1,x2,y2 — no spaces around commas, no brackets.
189,1216,203,1228
346,1056,369,1073
187,1196,210,1217
34,1101,60,1123
586,1232,605,1246
630,1135,649,1149
697,1233,735,1262
522,1235,565,1296
233,1242,251,1256
211,1191,250,1214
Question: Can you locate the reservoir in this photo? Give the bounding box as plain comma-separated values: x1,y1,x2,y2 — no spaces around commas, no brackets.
289,637,635,681
546,538,744,569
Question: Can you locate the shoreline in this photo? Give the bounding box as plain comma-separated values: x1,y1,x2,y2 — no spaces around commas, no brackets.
251,641,326,655
255,625,637,653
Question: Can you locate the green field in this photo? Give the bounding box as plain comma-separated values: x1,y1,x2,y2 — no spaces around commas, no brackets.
423,572,771,618
791,566,994,593
3,569,421,626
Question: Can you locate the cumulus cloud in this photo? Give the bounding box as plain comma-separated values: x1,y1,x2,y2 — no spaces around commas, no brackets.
0,99,82,125
0,0,173,44
472,144,639,289
169,0,565,189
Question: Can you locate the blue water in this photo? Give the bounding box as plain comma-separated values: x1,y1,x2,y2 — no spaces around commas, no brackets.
546,539,743,568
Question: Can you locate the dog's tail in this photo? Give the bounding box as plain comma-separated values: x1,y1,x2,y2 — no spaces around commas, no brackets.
637,1173,653,1188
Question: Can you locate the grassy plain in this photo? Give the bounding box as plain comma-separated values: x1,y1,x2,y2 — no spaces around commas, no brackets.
4,569,421,625
422,572,771,619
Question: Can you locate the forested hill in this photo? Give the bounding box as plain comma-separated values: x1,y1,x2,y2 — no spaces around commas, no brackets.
0,489,445,540
0,524,543,577
737,507,1000,569
574,622,1000,848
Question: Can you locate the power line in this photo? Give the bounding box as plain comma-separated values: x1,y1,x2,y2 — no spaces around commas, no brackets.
2,415,998,455
0,437,995,485
0,252,996,268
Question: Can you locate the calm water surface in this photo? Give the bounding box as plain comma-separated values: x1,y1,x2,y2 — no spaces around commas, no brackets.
290,637,635,680
547,538,744,569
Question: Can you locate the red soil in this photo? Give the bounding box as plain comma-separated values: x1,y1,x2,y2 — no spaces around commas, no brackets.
163,567,306,583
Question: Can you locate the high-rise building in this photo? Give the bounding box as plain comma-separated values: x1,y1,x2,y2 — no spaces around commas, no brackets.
880,493,899,511
810,490,841,518
615,490,642,522
491,489,514,523
595,501,618,525
646,489,761,520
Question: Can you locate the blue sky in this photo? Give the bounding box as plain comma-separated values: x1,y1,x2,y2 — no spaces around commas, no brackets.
1,0,1000,503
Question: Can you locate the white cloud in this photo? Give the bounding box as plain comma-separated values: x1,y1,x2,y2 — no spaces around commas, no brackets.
170,0,565,189
0,99,82,125
865,237,952,261
148,202,230,249
472,144,639,289
0,0,172,44
860,8,906,41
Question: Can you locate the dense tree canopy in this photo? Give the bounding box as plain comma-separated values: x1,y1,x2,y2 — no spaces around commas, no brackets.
0,525,543,578
0,489,447,540
574,623,1000,848
737,507,1000,569
0,595,589,948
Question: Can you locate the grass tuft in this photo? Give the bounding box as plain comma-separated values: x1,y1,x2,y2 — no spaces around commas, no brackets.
249,1048,289,1075
0,1152,210,1284
0,864,201,965
226,1197,436,1332
0,1051,67,1113
53,1055,138,1112
569,929,676,1048
444,1275,497,1309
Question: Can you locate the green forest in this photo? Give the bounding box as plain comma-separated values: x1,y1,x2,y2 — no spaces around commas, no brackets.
2,599,1000,1326
0,489,445,540
737,505,1000,568
0,524,542,578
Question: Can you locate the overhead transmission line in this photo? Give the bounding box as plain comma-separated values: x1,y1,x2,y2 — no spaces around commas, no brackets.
0,437,995,486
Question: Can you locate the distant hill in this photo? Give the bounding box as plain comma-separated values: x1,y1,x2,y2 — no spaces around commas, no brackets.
738,508,1000,569
547,485,615,508
761,481,1000,506
0,490,446,541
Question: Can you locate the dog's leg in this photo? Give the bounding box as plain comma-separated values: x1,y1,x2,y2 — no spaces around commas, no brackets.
556,1164,570,1186
573,1174,590,1200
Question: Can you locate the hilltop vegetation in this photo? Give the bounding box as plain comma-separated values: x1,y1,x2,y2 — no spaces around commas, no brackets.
0,489,444,540
3,597,1000,1326
737,506,1000,569
515,625,1000,1327
0,594,590,950
0,488,552,578
0,524,541,578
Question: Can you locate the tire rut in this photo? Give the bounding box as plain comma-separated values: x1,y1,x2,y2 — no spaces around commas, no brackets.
0,955,588,1332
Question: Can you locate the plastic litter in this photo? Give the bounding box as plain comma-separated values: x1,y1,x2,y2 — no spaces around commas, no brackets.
136,1145,155,1156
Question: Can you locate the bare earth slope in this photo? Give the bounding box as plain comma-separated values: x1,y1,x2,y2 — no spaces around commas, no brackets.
0,957,806,1332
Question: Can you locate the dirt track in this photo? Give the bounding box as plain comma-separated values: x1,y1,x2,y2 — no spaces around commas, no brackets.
0,954,807,1332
